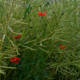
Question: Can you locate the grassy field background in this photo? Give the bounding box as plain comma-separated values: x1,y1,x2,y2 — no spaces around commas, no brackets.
0,0,80,80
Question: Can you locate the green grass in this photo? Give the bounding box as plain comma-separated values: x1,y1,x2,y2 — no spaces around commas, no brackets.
0,0,80,80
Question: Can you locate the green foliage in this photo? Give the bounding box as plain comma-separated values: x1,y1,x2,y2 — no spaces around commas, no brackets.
0,0,80,80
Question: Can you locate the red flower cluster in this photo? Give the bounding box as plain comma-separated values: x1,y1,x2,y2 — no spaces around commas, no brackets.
14,34,21,39
59,44,66,50
10,56,20,64
38,11,47,16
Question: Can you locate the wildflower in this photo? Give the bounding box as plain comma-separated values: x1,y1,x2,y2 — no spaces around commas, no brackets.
38,10,47,16
14,34,21,39
59,44,66,50
10,56,20,64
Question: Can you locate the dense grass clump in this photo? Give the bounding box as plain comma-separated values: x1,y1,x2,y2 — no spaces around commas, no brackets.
0,0,80,80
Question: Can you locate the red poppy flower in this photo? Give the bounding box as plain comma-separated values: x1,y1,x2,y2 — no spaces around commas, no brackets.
14,34,21,39
38,10,47,16
59,44,63,47
59,44,66,50
10,56,20,64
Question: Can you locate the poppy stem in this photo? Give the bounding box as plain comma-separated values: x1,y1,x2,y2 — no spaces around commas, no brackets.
0,66,16,69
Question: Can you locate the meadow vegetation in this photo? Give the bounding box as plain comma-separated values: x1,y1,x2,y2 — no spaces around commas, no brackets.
0,0,80,80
